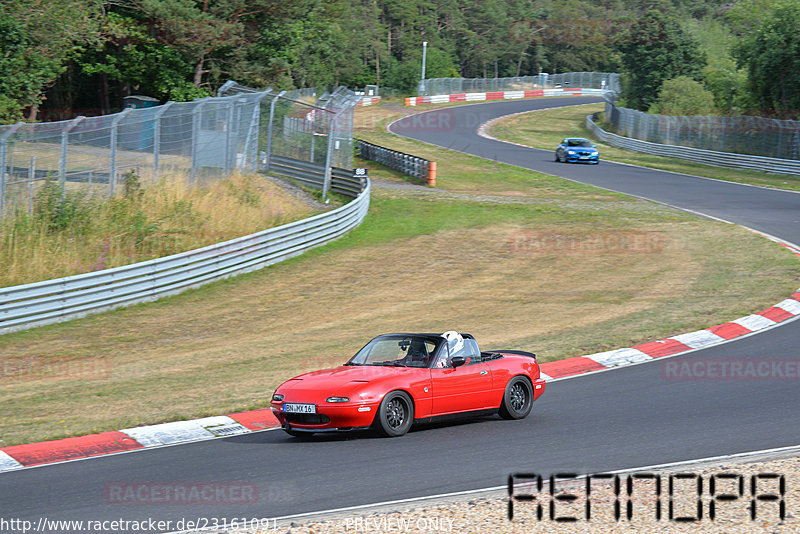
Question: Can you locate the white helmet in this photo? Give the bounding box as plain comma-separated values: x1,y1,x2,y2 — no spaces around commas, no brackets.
442,330,464,354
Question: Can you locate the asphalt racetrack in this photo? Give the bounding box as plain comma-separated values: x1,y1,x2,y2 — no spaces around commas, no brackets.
3,96,800,532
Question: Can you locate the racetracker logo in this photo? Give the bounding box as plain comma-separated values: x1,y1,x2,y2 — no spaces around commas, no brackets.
661,358,800,381
0,356,110,381
508,231,664,254
391,108,501,134
390,110,457,133
104,481,258,505
510,19,635,44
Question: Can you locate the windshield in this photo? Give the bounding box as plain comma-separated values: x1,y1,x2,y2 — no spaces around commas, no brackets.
567,139,592,147
347,335,442,367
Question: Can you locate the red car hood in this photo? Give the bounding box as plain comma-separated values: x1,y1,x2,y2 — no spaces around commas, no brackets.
276,365,426,404
280,365,405,390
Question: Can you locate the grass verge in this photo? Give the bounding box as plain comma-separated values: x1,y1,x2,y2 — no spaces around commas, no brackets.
0,172,313,287
487,103,800,192
0,101,798,446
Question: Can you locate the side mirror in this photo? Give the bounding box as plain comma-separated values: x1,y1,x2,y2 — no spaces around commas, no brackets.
451,356,467,368
592,145,597,148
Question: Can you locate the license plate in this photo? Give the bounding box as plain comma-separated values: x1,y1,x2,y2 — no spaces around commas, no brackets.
283,403,316,414
579,156,589,159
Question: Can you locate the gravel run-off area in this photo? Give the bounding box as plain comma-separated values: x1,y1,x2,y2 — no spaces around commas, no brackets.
210,449,799,534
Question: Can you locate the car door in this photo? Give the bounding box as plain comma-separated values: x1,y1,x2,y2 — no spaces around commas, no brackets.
429,338,494,414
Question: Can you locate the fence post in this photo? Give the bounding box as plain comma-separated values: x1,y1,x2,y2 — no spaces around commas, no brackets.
153,101,174,181
224,98,235,171
109,109,131,196
217,80,237,97
0,139,5,217
264,91,286,173
190,99,208,185
0,122,23,217
310,129,317,164
322,120,335,201
242,90,271,172
322,108,346,201
28,157,35,215
60,116,86,195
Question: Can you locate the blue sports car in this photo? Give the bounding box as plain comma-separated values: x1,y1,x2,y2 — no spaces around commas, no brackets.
555,138,599,164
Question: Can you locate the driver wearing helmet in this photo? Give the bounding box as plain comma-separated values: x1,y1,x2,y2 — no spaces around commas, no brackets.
434,330,465,368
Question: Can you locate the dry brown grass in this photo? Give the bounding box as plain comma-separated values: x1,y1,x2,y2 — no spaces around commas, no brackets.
0,173,312,287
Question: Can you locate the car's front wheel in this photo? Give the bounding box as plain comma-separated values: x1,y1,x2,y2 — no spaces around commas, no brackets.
499,376,533,420
373,391,414,437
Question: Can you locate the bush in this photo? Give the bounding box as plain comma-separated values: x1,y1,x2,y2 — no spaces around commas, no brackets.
383,47,460,94
123,169,144,202
33,180,94,234
0,95,23,123
703,66,750,113
648,76,716,115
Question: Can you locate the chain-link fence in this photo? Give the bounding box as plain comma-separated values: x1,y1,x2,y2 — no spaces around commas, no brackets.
421,71,800,161
217,82,361,198
418,72,620,96
604,99,800,161
0,83,361,216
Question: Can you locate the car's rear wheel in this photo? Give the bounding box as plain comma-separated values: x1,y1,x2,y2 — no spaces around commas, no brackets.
373,391,414,437
499,376,533,420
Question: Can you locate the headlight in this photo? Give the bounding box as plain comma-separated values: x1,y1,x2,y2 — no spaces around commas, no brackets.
272,394,284,401
567,150,576,155
326,396,350,403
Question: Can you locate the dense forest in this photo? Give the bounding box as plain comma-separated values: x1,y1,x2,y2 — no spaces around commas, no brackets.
0,0,798,121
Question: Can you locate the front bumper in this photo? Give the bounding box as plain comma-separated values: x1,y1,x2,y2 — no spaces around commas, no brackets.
271,401,380,432
566,153,599,163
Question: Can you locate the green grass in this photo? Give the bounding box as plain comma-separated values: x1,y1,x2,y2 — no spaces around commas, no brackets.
487,103,800,192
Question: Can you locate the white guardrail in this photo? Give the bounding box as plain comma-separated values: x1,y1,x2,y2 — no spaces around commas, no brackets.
587,112,800,176
0,173,370,334
405,88,607,106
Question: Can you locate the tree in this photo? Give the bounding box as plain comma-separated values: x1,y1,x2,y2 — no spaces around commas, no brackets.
13,0,732,118
75,11,209,111
0,0,102,120
648,76,715,115
684,18,749,113
122,0,308,90
702,66,749,113
733,0,800,117
617,10,705,111
384,47,459,93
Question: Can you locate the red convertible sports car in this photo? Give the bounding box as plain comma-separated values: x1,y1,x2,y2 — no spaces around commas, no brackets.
270,331,546,437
